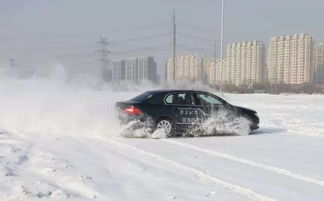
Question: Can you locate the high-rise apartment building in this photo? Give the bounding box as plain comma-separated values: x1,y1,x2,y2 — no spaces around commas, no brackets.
111,56,157,84
204,58,227,85
112,60,125,82
315,42,324,85
226,41,265,86
125,56,157,84
166,55,204,84
268,34,314,84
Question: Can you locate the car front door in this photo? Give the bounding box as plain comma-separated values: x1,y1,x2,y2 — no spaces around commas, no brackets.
193,92,227,120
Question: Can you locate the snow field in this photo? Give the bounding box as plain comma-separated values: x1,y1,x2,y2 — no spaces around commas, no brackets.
1,78,324,200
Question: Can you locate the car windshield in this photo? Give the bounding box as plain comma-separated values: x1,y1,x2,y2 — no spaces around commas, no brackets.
196,93,227,105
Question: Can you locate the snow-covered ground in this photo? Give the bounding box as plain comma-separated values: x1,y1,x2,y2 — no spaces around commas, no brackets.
1,79,324,201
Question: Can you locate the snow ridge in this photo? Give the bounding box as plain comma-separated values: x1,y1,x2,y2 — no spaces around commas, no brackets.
106,139,276,201
162,139,324,188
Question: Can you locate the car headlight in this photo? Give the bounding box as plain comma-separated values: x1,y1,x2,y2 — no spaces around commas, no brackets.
254,112,259,118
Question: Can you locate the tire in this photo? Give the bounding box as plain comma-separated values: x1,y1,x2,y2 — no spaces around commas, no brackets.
155,118,174,137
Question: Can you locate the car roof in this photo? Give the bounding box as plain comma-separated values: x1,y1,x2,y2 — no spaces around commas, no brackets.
145,89,212,94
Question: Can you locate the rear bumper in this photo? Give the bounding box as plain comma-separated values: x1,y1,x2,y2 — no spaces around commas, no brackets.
118,113,144,124
117,111,155,128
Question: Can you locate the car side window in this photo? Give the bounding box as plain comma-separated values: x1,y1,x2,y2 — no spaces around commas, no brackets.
165,93,194,105
176,93,194,105
196,93,224,105
165,94,174,104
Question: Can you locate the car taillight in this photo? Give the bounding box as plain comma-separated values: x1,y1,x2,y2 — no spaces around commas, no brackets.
124,106,143,115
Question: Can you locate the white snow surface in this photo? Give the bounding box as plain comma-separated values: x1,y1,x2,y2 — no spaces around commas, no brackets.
1,78,324,201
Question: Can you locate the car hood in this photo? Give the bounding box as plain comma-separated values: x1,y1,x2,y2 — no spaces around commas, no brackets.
232,105,257,114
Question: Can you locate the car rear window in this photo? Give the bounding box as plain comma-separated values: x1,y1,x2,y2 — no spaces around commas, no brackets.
130,92,153,102
146,94,163,104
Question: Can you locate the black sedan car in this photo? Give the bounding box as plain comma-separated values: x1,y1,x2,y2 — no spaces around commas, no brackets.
116,90,259,136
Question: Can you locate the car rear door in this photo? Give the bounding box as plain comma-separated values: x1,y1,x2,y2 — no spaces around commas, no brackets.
164,92,203,125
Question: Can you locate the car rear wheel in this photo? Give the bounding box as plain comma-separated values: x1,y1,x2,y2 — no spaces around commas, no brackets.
156,118,173,136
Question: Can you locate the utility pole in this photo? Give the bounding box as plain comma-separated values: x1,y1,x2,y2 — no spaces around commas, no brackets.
9,58,15,69
219,0,225,93
214,41,217,59
214,41,217,90
97,36,112,82
172,10,176,85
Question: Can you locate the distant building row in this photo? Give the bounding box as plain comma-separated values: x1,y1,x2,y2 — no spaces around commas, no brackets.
166,40,265,86
166,34,324,86
103,56,158,84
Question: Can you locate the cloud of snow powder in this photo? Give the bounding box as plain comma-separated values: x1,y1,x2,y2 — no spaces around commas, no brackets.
185,108,252,137
0,65,251,139
0,64,148,138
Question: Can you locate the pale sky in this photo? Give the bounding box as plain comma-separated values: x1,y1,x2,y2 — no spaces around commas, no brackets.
0,0,323,75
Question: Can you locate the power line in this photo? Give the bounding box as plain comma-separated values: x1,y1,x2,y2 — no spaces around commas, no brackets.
0,22,170,40
104,22,169,34
109,33,170,45
177,22,217,37
112,44,169,54
177,32,216,44
177,43,213,53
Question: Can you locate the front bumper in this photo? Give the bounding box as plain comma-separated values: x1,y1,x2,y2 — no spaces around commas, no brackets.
250,116,260,130
251,124,259,130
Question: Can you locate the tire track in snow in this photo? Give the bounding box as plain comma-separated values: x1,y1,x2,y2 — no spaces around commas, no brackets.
162,139,324,188
106,139,276,201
